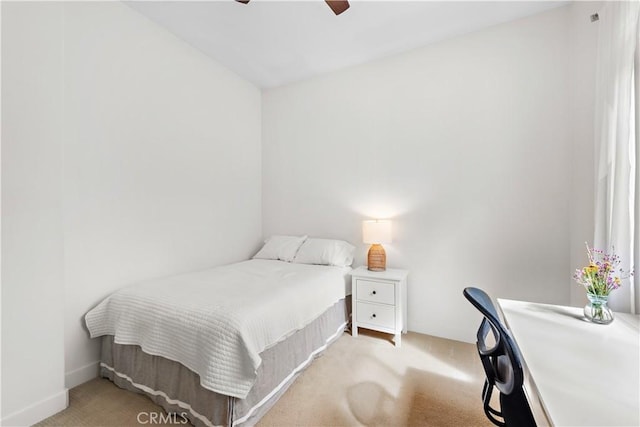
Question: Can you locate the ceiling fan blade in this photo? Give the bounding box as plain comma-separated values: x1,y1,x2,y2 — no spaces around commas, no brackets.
236,0,250,4
325,0,350,15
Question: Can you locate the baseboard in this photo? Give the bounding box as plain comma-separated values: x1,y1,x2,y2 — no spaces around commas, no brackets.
65,361,100,389
1,388,68,426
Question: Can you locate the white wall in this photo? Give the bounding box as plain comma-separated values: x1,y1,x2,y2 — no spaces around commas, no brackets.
1,1,262,423
1,2,68,424
62,2,262,387
568,1,600,307
263,5,593,343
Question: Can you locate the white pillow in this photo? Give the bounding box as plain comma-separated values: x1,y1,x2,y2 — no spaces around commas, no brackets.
293,238,355,267
253,235,307,262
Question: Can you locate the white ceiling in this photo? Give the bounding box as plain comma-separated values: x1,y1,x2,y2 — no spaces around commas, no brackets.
128,0,568,89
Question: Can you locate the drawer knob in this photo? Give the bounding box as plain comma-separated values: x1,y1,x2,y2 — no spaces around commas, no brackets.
372,291,377,295
372,313,377,318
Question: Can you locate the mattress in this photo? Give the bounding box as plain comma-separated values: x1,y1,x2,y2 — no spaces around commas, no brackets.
86,259,351,398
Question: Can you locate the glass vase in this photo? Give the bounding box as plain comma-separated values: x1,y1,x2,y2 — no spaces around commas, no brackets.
584,293,614,324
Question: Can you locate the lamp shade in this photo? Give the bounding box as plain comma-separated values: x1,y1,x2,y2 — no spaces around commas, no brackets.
362,220,392,244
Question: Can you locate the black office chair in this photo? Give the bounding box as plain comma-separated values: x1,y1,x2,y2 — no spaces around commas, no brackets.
463,287,537,427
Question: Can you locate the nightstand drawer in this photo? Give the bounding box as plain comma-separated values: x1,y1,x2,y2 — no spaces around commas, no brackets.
356,302,395,329
356,279,395,305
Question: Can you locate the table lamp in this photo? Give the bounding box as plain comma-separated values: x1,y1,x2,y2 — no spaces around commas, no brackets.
362,219,392,271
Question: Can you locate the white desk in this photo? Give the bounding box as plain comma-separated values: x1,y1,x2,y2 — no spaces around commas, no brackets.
498,299,640,427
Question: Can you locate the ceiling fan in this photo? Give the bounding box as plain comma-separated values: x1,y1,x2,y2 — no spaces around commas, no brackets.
235,0,350,16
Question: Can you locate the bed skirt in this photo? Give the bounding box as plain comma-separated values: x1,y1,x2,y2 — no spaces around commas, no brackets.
99,297,350,427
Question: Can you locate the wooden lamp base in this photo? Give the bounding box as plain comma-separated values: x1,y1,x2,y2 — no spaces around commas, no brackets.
367,244,386,271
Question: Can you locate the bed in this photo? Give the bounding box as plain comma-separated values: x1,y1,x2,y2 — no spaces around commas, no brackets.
85,256,352,427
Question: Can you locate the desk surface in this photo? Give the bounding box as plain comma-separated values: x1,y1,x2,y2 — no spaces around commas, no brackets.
498,299,640,427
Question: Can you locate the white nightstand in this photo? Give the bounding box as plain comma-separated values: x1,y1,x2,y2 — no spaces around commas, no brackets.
350,266,408,347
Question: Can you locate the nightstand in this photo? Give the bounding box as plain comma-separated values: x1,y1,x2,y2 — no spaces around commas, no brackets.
350,266,408,347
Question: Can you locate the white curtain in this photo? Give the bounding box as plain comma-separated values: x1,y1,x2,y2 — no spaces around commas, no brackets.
594,1,640,314
635,20,640,314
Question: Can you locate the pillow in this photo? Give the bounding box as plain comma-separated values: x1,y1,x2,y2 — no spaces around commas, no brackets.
253,235,307,262
293,238,355,267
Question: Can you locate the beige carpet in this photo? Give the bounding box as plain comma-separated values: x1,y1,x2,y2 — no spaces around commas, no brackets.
38,330,492,427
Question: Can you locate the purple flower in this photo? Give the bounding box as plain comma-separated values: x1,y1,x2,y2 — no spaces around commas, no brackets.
573,243,634,296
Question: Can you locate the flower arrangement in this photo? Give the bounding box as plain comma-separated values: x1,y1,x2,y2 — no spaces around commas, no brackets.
573,243,633,296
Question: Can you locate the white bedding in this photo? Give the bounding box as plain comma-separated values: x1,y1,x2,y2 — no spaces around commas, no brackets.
85,259,350,399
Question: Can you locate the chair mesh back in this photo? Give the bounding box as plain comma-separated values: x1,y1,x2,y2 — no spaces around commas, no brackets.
463,287,536,427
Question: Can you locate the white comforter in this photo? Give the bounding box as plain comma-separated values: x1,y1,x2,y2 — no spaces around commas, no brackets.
85,259,350,399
